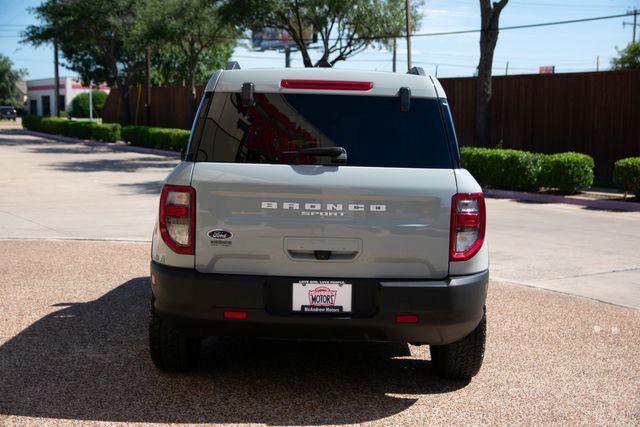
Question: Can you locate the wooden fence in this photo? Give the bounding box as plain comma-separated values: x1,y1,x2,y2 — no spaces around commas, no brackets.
102,85,205,130
102,70,640,178
439,70,640,179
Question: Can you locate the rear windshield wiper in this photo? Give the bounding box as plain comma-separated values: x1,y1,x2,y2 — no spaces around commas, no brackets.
282,147,347,164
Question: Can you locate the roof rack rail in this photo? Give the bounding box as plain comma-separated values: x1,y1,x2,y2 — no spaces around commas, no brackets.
226,61,241,70
407,67,425,76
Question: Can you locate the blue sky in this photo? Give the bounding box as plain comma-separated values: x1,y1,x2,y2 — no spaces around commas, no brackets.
1,0,639,80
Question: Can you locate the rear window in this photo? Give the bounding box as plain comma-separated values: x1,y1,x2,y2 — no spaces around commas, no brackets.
192,92,453,168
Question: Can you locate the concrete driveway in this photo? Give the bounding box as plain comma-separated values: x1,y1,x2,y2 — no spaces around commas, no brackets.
1,130,639,308
0,131,176,241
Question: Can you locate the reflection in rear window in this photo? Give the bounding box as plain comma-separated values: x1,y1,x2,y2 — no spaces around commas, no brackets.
193,92,453,168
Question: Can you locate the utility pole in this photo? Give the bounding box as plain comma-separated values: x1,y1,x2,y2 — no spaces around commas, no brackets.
392,38,397,72
145,47,151,126
634,8,638,43
596,56,599,72
435,64,439,77
624,9,639,43
505,61,509,76
53,41,60,117
405,0,412,70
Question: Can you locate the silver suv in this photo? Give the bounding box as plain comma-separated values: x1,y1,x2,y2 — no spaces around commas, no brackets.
149,66,488,379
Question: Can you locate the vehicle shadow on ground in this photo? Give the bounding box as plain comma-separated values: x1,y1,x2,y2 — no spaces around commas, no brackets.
0,277,467,425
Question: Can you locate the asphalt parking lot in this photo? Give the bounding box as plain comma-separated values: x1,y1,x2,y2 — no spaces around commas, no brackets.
1,130,639,425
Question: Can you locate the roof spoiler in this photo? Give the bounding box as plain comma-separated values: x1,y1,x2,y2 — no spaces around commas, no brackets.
226,61,241,70
407,67,426,76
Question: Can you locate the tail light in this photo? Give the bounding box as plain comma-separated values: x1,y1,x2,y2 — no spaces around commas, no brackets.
159,185,195,254
450,193,486,261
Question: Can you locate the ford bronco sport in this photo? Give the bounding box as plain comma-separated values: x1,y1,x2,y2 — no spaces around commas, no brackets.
149,66,488,379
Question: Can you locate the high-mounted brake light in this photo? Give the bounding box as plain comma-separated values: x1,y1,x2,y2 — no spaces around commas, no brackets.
159,184,196,255
280,79,373,91
450,193,486,261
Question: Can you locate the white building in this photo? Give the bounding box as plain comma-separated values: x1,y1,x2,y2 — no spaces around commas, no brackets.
26,77,109,116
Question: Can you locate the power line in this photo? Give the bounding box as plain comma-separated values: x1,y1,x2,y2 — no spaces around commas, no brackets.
409,12,631,38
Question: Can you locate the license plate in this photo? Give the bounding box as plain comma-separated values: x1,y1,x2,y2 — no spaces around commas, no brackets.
292,280,352,314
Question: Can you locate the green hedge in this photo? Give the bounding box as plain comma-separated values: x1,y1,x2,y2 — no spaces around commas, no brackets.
460,147,544,191
461,147,596,194
71,91,108,118
613,157,640,197
121,125,190,151
539,152,594,194
22,115,121,142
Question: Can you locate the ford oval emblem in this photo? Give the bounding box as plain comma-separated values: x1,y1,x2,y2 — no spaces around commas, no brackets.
207,229,233,240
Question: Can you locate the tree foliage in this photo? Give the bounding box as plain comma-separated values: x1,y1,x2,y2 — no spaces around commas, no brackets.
223,0,421,67
70,91,109,118
0,54,26,106
24,0,145,88
611,42,640,70
139,0,238,90
24,0,236,123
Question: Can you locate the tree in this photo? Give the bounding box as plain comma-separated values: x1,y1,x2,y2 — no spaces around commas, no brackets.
475,0,508,148
223,0,413,68
0,54,26,107
611,42,640,70
25,0,237,124
378,0,424,72
24,0,148,124
70,90,109,118
142,0,238,110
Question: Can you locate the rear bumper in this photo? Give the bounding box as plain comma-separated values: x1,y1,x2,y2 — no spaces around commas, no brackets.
151,261,488,345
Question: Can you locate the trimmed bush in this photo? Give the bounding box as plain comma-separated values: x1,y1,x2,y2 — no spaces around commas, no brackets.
460,147,544,191
71,91,108,118
539,152,594,194
613,157,640,197
90,122,121,142
22,115,121,142
121,126,152,148
121,125,190,151
21,115,42,130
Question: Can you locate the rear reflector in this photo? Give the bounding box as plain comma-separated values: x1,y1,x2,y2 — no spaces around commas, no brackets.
280,79,373,91
395,314,419,324
224,311,248,320
450,193,486,261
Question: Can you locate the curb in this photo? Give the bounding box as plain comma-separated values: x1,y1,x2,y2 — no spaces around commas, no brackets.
16,129,180,158
484,188,640,212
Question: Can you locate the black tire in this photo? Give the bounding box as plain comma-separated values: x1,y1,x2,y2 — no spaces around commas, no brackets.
430,308,486,379
149,302,201,372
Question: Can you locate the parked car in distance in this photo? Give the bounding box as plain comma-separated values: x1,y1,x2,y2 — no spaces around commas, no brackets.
0,106,17,121
149,66,489,380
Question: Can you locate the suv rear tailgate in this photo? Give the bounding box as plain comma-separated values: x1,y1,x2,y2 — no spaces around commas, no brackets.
192,163,455,279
